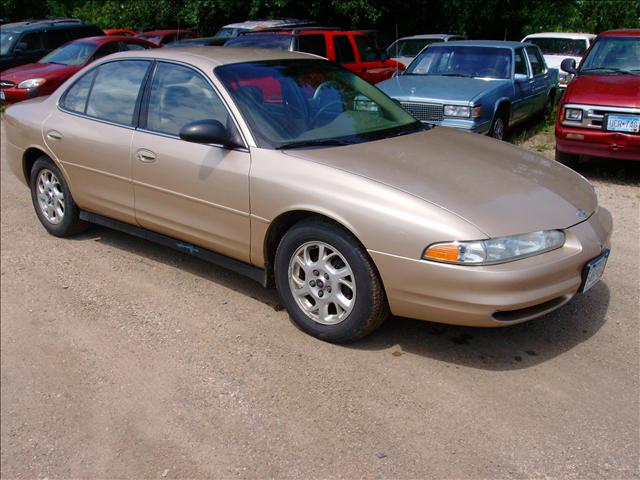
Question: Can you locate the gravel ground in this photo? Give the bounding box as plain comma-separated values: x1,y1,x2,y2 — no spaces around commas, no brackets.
1,120,639,479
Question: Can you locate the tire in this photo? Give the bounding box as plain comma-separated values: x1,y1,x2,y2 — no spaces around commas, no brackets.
275,219,389,343
29,156,87,237
543,92,554,117
555,149,580,168
489,111,507,140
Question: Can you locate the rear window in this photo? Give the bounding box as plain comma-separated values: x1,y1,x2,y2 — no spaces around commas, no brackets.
526,37,588,56
297,34,327,57
387,38,442,58
225,34,293,51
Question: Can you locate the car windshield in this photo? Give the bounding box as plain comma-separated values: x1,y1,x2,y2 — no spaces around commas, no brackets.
38,41,97,66
0,31,18,56
215,60,423,149
580,36,640,73
387,38,443,58
527,37,588,56
405,45,512,79
225,35,293,50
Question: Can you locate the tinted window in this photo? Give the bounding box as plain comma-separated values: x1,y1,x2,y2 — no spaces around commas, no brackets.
146,62,231,137
225,34,293,50
354,35,378,62
297,34,327,57
333,35,355,63
93,42,119,60
42,29,69,49
526,46,545,75
120,41,148,51
1,31,19,55
18,32,42,52
515,48,528,75
61,69,97,113
85,60,150,125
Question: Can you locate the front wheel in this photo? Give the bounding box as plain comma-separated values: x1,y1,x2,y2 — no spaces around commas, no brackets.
275,219,389,343
489,112,507,140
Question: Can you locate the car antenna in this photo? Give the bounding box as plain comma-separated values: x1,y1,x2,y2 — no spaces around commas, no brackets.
395,23,399,75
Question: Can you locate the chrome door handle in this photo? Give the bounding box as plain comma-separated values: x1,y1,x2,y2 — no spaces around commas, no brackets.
136,149,156,162
47,130,63,140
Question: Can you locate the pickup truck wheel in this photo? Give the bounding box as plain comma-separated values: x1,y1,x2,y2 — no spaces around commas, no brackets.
489,113,507,140
29,157,87,237
275,219,389,343
555,149,580,168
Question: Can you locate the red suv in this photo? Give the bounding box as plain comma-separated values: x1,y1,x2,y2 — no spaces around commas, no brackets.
556,29,640,162
225,28,404,83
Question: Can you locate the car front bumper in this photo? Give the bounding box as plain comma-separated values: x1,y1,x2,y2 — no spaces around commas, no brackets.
556,125,640,161
0,87,42,103
421,118,492,135
369,206,613,327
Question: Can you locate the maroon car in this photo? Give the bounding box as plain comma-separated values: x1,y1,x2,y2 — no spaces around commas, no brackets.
0,35,156,103
135,29,196,46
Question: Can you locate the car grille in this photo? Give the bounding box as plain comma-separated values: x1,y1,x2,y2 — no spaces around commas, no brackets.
0,80,15,89
400,101,444,122
562,103,640,131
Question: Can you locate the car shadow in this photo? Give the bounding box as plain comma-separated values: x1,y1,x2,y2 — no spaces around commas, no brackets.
70,225,610,371
571,157,640,185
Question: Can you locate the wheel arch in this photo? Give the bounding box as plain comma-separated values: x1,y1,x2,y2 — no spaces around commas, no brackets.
22,147,51,184
492,98,511,125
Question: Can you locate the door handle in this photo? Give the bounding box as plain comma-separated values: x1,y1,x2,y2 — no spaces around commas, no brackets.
136,149,156,163
47,130,63,140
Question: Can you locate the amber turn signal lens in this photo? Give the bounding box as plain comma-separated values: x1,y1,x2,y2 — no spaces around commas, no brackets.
423,243,459,262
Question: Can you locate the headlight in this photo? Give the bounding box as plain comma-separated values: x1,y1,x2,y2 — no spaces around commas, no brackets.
564,107,583,121
444,105,471,117
423,230,565,265
17,78,46,89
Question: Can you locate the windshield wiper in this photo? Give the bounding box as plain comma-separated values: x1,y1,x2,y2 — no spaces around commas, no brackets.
275,138,354,150
440,72,472,77
582,67,640,76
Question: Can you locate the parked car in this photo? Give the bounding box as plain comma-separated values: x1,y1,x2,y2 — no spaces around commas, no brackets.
556,29,640,163
0,18,104,71
104,29,137,37
522,32,595,88
0,35,156,103
225,28,405,84
378,40,558,140
165,36,227,48
386,34,466,66
4,48,611,342
214,19,316,39
135,29,195,46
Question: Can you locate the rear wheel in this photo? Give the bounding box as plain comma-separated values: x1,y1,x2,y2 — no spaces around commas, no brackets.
29,157,87,237
275,219,389,343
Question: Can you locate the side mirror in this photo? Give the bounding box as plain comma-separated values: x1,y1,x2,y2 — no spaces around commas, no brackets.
560,58,577,75
514,73,528,83
179,119,241,148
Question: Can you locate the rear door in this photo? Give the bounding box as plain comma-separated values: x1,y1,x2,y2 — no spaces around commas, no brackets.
352,33,395,83
525,46,549,113
43,59,151,223
131,61,251,262
331,34,358,74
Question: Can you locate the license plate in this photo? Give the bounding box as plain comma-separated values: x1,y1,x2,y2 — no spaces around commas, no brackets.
0,91,5,101
580,250,610,293
605,114,640,133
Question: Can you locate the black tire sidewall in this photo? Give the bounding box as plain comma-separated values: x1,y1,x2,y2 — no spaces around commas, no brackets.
275,221,385,343
29,157,83,237
490,114,506,140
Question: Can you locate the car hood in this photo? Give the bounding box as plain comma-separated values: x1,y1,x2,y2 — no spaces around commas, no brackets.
283,128,597,238
566,73,640,108
0,62,78,82
377,75,509,104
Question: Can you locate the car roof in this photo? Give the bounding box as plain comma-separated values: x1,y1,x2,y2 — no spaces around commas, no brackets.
138,29,192,36
222,19,314,30
397,34,461,40
69,35,147,46
103,46,317,66
598,29,640,37
1,18,93,32
523,32,596,39
430,39,524,48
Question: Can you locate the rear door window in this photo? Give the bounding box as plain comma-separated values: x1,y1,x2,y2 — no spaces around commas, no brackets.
354,35,379,62
42,29,69,50
526,47,545,75
92,42,119,60
85,60,150,125
333,35,355,63
297,34,327,57
515,48,529,75
60,69,97,113
17,32,42,52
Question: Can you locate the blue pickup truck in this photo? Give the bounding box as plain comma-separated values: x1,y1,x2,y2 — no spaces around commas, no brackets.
377,40,559,140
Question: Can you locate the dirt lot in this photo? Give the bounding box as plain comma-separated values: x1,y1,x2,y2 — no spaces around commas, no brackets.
1,118,639,479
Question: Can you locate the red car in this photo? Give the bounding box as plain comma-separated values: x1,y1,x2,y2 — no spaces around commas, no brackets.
225,28,405,84
556,29,640,162
0,36,156,103
104,29,137,36
135,29,196,46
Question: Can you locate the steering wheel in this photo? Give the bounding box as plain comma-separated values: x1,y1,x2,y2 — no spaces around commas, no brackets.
309,100,344,127
312,80,343,101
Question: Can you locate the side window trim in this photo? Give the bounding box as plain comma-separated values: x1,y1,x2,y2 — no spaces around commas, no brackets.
137,59,249,151
57,58,152,130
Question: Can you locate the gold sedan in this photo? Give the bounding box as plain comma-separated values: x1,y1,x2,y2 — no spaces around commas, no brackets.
4,47,612,342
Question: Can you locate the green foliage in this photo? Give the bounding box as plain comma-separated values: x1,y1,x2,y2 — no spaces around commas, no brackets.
2,0,638,38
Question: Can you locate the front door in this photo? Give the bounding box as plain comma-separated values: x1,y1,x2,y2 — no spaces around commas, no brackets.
511,47,534,123
352,34,395,84
131,61,251,263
